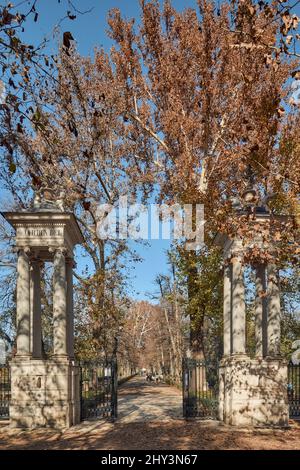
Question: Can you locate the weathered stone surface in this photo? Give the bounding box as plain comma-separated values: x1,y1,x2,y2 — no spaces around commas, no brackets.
9,359,80,429
219,356,288,427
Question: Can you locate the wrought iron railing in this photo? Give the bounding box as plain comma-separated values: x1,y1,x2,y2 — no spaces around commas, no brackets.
288,361,300,419
182,358,219,419
79,359,117,421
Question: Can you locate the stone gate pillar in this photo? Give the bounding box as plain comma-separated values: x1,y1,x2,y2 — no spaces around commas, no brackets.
215,206,289,428
2,188,84,429
267,264,281,357
254,264,267,358
231,256,246,355
66,258,75,359
30,258,42,359
16,248,31,357
53,248,68,357
223,265,231,357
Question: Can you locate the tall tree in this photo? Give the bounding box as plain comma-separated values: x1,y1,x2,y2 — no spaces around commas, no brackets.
0,5,143,359
1,1,299,361
107,0,299,254
107,0,300,355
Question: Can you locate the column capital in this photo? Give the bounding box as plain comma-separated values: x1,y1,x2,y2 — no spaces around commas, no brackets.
49,247,67,256
230,254,244,264
16,246,31,256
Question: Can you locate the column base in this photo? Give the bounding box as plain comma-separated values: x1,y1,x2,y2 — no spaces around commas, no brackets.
219,356,288,428
9,357,80,429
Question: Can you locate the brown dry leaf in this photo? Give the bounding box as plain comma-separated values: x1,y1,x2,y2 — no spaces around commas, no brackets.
292,14,300,29
292,70,300,79
277,106,285,117
274,231,282,241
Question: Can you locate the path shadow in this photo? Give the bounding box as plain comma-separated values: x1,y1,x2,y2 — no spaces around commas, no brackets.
0,420,298,450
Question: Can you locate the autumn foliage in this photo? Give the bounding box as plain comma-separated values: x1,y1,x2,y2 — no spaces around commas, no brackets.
0,1,299,363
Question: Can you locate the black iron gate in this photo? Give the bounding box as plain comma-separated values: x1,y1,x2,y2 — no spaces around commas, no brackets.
80,359,117,421
182,358,219,419
288,362,300,419
0,364,10,420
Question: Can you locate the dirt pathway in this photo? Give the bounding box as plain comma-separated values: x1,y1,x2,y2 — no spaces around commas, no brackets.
118,375,182,422
0,376,300,450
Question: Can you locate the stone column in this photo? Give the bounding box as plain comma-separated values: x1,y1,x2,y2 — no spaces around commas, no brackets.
267,264,281,357
66,258,75,358
223,264,232,356
231,256,246,355
53,248,67,356
255,264,267,357
16,248,31,356
30,259,42,358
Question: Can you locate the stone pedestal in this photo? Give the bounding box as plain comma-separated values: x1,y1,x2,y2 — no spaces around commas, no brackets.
9,358,80,429
219,356,288,427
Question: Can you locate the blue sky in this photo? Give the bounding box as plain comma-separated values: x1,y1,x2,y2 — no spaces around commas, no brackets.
18,0,198,55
